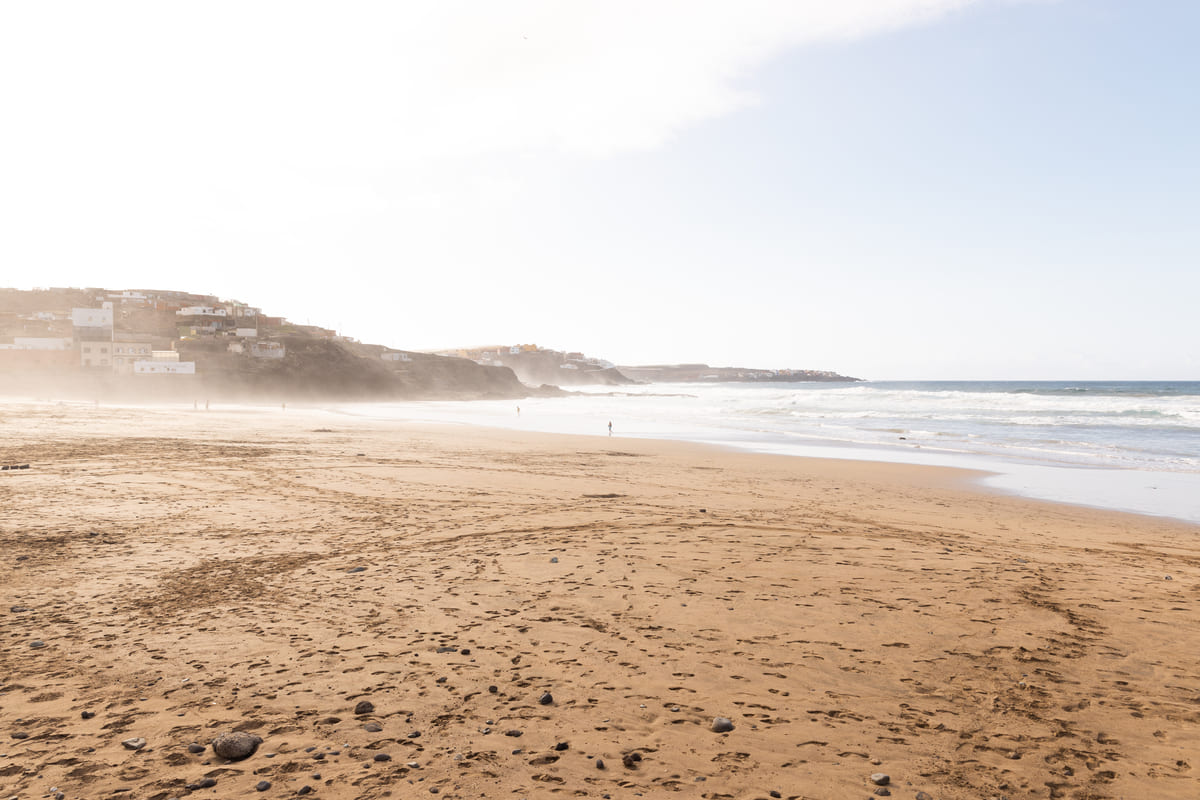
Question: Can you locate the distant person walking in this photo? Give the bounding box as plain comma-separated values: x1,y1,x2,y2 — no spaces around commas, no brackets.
608,421,613,436
517,406,521,417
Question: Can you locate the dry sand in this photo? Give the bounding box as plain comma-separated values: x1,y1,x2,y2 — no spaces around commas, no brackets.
2,401,1199,800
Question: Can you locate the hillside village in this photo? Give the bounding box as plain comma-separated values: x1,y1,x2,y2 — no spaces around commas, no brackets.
0,287,533,400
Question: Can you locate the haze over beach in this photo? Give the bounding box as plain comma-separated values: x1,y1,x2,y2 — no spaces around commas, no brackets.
4,3,1200,800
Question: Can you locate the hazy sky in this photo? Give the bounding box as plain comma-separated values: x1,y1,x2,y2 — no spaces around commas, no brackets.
2,0,1197,379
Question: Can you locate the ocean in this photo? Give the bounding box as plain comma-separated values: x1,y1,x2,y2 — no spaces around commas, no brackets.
332,381,1200,524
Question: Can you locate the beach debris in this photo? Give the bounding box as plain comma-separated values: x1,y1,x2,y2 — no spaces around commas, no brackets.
354,700,375,715
538,691,554,705
407,761,420,768
122,737,147,751
1165,575,1173,580
211,730,262,761
711,717,734,733
870,773,890,786
256,780,271,791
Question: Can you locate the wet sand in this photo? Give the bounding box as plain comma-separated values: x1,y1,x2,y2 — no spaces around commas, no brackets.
2,402,1199,799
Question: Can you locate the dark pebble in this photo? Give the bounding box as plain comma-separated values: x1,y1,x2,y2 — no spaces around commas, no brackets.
407,731,421,739
554,742,569,751
347,566,366,573
874,789,892,797
81,711,95,720
436,646,457,653
550,557,558,563
374,753,391,762
435,677,447,684
186,778,217,790
538,692,553,705
298,786,313,795
504,730,523,737
622,754,638,769
364,723,383,732
596,758,605,770
313,753,325,760
30,641,46,649
711,717,734,733
11,732,28,740
311,774,321,780
10,606,30,613
487,685,498,694
770,793,781,799
460,648,470,655
188,743,206,754
354,700,375,715
256,780,271,791
430,789,439,795
916,793,933,800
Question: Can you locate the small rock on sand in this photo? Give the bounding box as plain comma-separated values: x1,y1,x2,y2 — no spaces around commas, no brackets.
211,731,262,761
256,780,271,791
122,737,147,751
354,700,375,715
187,743,206,754
870,773,890,786
364,722,383,732
916,792,934,800
711,717,734,733
538,691,554,705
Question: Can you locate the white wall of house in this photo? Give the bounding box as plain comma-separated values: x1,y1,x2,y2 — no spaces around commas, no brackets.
13,337,73,350
235,328,258,337
71,307,114,328
251,342,286,359
176,306,227,317
134,361,196,375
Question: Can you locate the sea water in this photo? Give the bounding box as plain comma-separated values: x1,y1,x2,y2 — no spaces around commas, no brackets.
331,381,1200,524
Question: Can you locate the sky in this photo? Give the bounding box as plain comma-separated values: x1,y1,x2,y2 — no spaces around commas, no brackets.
1,0,1197,380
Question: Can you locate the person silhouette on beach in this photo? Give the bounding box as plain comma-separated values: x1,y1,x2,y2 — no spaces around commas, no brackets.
608,421,613,436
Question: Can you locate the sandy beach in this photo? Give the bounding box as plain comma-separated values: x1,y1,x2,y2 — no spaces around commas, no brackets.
2,402,1199,800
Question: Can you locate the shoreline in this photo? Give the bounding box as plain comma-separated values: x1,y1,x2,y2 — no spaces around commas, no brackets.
7,393,1200,526
3,401,1200,799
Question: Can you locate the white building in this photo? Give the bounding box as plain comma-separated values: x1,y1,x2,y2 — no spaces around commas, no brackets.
134,361,196,375
71,306,114,328
13,337,72,350
111,339,155,374
251,341,286,359
381,351,412,362
176,306,227,317
235,328,258,337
